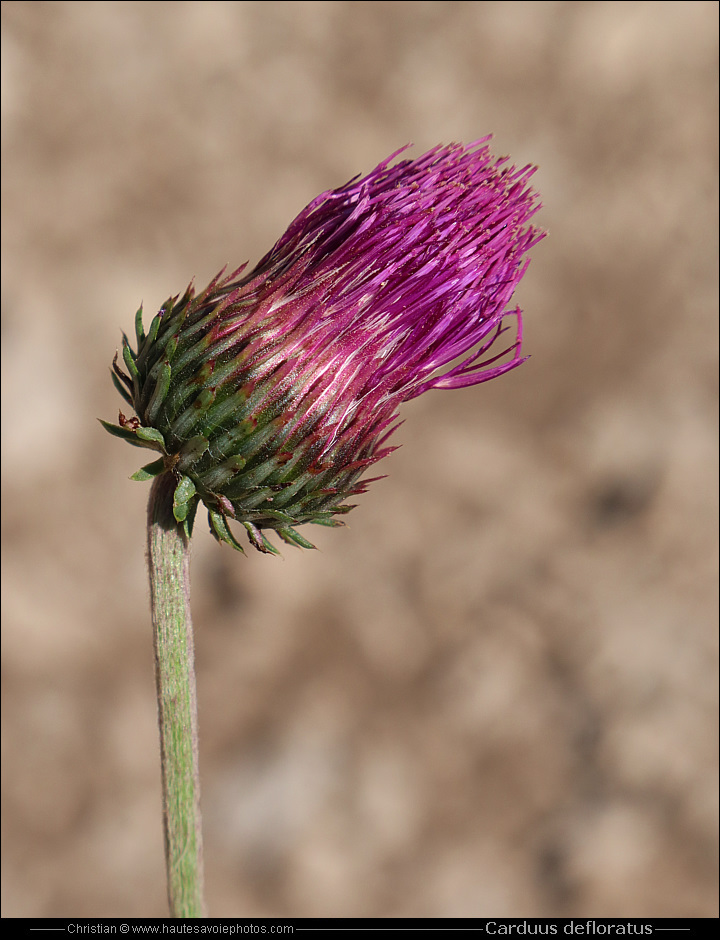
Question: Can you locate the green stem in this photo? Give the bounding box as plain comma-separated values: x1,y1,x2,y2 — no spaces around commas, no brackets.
147,473,206,918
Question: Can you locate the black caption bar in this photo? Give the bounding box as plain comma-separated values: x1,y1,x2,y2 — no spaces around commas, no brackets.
2,918,712,935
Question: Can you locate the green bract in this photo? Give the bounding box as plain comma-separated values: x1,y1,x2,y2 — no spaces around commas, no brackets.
102,278,364,554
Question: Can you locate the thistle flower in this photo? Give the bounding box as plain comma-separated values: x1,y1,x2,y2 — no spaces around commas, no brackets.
103,139,544,554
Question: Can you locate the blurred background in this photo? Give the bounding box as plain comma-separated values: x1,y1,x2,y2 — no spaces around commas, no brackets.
1,0,717,919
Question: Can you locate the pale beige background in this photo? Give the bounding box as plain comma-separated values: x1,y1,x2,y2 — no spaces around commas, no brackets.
1,0,717,919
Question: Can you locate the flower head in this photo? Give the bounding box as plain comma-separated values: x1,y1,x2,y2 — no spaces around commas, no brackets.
103,139,544,553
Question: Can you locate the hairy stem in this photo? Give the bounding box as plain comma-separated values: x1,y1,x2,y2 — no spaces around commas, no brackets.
147,473,206,918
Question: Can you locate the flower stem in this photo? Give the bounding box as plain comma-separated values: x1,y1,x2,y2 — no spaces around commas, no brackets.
147,473,206,918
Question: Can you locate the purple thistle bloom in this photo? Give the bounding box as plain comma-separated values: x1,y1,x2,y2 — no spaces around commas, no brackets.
103,139,544,553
